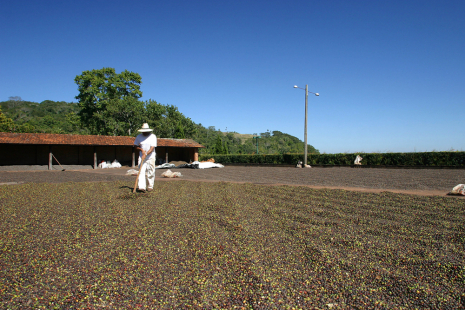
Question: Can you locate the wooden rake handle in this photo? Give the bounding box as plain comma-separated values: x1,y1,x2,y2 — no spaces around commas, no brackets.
133,154,146,193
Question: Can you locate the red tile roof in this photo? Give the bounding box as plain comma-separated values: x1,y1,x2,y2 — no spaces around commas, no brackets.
0,132,204,148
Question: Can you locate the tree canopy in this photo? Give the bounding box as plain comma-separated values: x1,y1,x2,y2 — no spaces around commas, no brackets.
145,100,197,139
0,107,15,132
75,68,143,135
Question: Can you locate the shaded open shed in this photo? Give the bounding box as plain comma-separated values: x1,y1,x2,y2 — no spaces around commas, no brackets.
0,133,204,169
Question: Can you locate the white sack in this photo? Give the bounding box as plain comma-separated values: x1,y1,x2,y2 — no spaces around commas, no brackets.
126,169,139,176
110,159,122,168
192,161,224,169
450,184,465,196
161,169,182,178
156,163,176,169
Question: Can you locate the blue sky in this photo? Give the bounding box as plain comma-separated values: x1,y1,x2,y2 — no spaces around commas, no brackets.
1,0,464,153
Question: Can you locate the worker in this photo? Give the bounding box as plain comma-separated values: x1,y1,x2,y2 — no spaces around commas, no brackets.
134,123,157,192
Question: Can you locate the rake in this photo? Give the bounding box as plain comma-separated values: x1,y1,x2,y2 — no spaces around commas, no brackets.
133,154,146,193
52,154,66,171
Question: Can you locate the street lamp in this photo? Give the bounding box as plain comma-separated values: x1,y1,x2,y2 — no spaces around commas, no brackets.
294,85,319,167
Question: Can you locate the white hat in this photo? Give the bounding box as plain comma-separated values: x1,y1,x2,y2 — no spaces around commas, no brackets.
138,123,153,132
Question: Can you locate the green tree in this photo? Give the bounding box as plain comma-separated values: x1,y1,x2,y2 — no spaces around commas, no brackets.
7,96,22,110
145,100,196,139
214,135,225,154
74,68,143,135
65,111,86,134
174,123,185,139
16,123,35,133
240,140,256,154
193,124,216,154
104,97,145,136
0,107,15,132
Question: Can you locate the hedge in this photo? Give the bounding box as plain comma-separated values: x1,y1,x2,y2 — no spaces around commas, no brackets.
199,152,465,167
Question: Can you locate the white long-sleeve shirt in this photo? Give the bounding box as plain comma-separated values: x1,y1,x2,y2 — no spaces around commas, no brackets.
134,133,157,160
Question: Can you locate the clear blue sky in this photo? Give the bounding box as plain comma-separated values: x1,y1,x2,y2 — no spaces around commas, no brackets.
2,0,464,153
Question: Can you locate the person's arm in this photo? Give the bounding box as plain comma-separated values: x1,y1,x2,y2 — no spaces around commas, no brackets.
136,145,149,158
134,136,142,155
147,146,155,155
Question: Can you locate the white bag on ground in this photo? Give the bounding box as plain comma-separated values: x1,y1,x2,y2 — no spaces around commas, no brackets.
98,161,109,169
126,169,139,176
354,155,363,165
110,159,122,168
450,184,465,195
161,169,182,178
193,161,224,169
156,163,176,169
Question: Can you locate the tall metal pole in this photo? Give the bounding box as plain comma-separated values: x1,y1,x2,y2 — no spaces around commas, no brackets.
304,84,308,166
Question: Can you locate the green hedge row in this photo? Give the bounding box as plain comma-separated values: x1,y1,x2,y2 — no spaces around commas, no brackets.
199,152,465,167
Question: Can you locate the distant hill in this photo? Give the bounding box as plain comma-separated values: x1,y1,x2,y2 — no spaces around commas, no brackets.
221,132,256,144
0,99,86,134
199,129,319,155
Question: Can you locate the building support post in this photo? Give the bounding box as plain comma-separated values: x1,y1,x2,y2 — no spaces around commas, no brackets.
93,147,97,169
48,146,53,170
132,146,136,167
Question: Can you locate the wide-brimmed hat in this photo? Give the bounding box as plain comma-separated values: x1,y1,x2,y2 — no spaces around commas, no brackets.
137,123,153,132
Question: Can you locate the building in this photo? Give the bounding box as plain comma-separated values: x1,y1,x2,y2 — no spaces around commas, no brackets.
0,132,204,169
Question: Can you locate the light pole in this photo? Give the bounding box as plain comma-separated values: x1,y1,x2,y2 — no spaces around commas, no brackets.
294,85,319,167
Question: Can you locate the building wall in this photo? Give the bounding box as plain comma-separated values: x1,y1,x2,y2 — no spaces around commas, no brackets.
79,146,95,165
1,145,36,165
155,147,197,164
0,144,199,166
95,146,133,166
52,145,80,165
0,145,134,166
